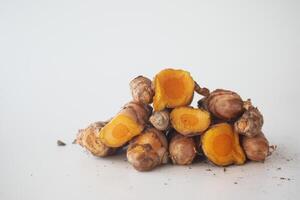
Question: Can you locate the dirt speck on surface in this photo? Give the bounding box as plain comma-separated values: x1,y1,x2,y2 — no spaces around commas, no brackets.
234,182,238,184
57,140,66,146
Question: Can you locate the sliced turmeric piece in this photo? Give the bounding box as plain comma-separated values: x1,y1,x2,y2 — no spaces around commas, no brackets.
153,69,195,111
201,123,246,166
170,107,211,136
99,101,152,147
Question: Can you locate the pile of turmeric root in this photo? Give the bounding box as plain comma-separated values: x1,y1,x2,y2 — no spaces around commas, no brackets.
76,69,271,171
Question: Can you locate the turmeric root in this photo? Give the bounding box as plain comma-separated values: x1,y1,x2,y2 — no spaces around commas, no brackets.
204,89,244,121
127,128,168,171
99,101,152,147
149,110,170,131
170,107,211,136
242,132,269,162
234,99,264,138
76,121,117,157
201,123,246,166
194,81,210,97
130,76,154,104
153,69,195,111
169,132,196,165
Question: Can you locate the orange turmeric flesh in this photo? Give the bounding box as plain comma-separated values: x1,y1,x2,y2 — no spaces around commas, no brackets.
153,69,195,111
99,114,143,147
201,123,245,166
170,107,211,136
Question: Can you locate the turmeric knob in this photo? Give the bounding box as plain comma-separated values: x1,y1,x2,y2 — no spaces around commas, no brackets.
99,101,152,147
153,69,195,111
201,123,246,166
205,89,244,121
169,132,197,165
127,128,169,171
76,121,117,157
242,132,269,162
234,99,264,138
130,76,154,104
149,110,170,131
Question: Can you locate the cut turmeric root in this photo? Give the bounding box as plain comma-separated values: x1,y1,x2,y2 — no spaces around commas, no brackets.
170,107,211,136
127,128,169,171
201,123,246,166
153,69,195,111
99,101,152,147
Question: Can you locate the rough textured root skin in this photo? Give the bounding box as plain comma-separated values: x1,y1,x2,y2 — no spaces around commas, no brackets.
201,123,246,166
121,101,152,126
76,121,117,157
205,89,244,121
149,110,170,131
169,132,196,165
99,101,152,148
130,76,154,104
153,68,195,111
194,82,210,97
127,128,169,171
234,99,264,138
242,132,269,162
170,106,211,136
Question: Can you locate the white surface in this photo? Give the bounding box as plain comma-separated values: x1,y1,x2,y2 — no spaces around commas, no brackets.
0,0,300,200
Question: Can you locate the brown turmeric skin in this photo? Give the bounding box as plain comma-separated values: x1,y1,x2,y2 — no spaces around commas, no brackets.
130,76,154,104
204,89,244,121
234,99,264,138
127,128,169,171
99,101,152,147
201,123,246,166
149,110,170,131
76,121,117,157
242,132,269,162
169,132,197,165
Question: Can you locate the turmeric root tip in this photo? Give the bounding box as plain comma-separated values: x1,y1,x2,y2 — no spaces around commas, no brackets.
169,132,196,165
76,121,117,157
130,75,154,104
242,132,269,162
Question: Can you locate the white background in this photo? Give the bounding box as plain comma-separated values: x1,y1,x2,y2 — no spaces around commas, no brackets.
0,0,299,200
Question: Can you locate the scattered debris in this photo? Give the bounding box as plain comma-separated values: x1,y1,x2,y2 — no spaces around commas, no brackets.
277,167,281,170
206,168,212,171
72,139,77,144
279,177,291,181
223,168,227,172
57,140,66,146
234,182,238,184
